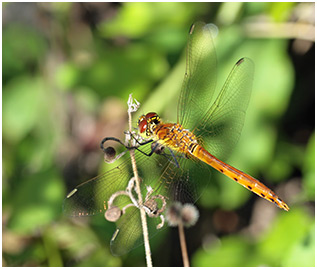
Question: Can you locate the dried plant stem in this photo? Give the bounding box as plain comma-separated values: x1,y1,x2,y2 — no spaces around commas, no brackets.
178,222,190,267
127,99,153,267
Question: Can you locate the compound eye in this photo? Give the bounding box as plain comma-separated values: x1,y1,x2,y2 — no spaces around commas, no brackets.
145,112,157,120
138,119,147,133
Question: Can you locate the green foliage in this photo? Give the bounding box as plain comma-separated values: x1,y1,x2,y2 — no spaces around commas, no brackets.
257,208,314,266
3,77,45,143
3,2,314,267
192,208,315,267
192,235,254,266
3,24,48,80
303,133,315,200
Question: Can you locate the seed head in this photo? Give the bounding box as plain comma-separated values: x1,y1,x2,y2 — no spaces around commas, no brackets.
105,206,121,222
181,204,199,227
104,147,116,162
166,202,199,227
166,202,183,227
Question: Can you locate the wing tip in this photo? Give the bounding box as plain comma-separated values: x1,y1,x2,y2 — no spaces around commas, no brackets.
236,58,245,66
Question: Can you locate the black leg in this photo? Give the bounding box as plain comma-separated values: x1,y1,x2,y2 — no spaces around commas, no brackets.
100,136,155,157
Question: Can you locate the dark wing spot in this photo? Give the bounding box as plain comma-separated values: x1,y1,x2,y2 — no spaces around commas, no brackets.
233,177,238,181
236,58,244,65
270,198,275,202
189,23,195,34
260,193,265,198
247,185,252,190
219,169,224,173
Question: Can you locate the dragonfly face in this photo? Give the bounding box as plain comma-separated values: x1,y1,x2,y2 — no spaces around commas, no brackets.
138,112,161,137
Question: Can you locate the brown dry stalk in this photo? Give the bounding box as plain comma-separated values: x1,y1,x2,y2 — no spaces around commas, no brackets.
178,222,190,267
127,95,153,267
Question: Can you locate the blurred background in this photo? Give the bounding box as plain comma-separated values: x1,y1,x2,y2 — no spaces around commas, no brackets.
2,2,315,266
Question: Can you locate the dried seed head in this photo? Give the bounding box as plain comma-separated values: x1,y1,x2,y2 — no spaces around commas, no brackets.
105,206,121,222
165,202,182,227
166,202,199,227
144,198,158,215
104,147,116,162
181,204,199,227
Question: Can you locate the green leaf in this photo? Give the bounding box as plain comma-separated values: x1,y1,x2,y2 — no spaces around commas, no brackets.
8,169,65,234
3,24,47,79
192,235,253,266
257,208,314,266
3,77,45,143
283,224,315,267
302,133,315,200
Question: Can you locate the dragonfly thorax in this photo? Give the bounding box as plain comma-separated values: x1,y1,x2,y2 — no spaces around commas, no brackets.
138,112,199,155
138,112,162,137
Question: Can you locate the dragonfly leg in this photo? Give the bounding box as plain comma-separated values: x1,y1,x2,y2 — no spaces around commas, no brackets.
168,148,180,168
100,136,126,151
100,135,151,148
124,131,154,146
100,136,183,170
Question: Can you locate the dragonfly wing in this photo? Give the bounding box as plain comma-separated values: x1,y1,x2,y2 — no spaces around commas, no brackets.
63,141,195,255
63,141,174,217
110,151,212,255
109,206,144,256
195,57,254,160
63,157,135,217
177,21,217,130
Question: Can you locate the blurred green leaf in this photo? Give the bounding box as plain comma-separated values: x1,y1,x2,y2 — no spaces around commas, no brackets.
268,2,295,22
192,235,254,266
8,169,64,234
55,62,80,91
3,77,45,143
42,229,63,267
283,224,315,267
51,221,122,266
3,24,47,80
257,208,314,266
98,2,207,39
79,43,169,100
302,133,315,200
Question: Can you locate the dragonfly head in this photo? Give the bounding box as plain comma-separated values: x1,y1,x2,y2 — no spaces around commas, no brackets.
138,112,161,137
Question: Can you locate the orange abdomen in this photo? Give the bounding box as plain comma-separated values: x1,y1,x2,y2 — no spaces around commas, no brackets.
192,145,289,211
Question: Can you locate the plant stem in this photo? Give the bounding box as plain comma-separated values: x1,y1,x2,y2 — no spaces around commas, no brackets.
127,98,153,267
178,222,190,267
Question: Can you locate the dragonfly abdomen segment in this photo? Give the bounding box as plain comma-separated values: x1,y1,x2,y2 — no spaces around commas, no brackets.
191,145,289,211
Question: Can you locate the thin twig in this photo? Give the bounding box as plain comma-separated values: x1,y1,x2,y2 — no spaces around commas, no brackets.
127,95,153,267
178,222,190,267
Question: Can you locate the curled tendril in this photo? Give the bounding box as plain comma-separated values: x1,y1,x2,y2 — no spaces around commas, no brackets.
104,177,167,230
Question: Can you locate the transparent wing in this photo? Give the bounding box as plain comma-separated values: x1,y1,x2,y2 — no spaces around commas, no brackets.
195,57,254,160
177,21,217,129
109,153,211,256
63,141,211,255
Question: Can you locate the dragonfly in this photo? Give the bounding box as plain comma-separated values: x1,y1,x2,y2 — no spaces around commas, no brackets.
63,22,289,256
